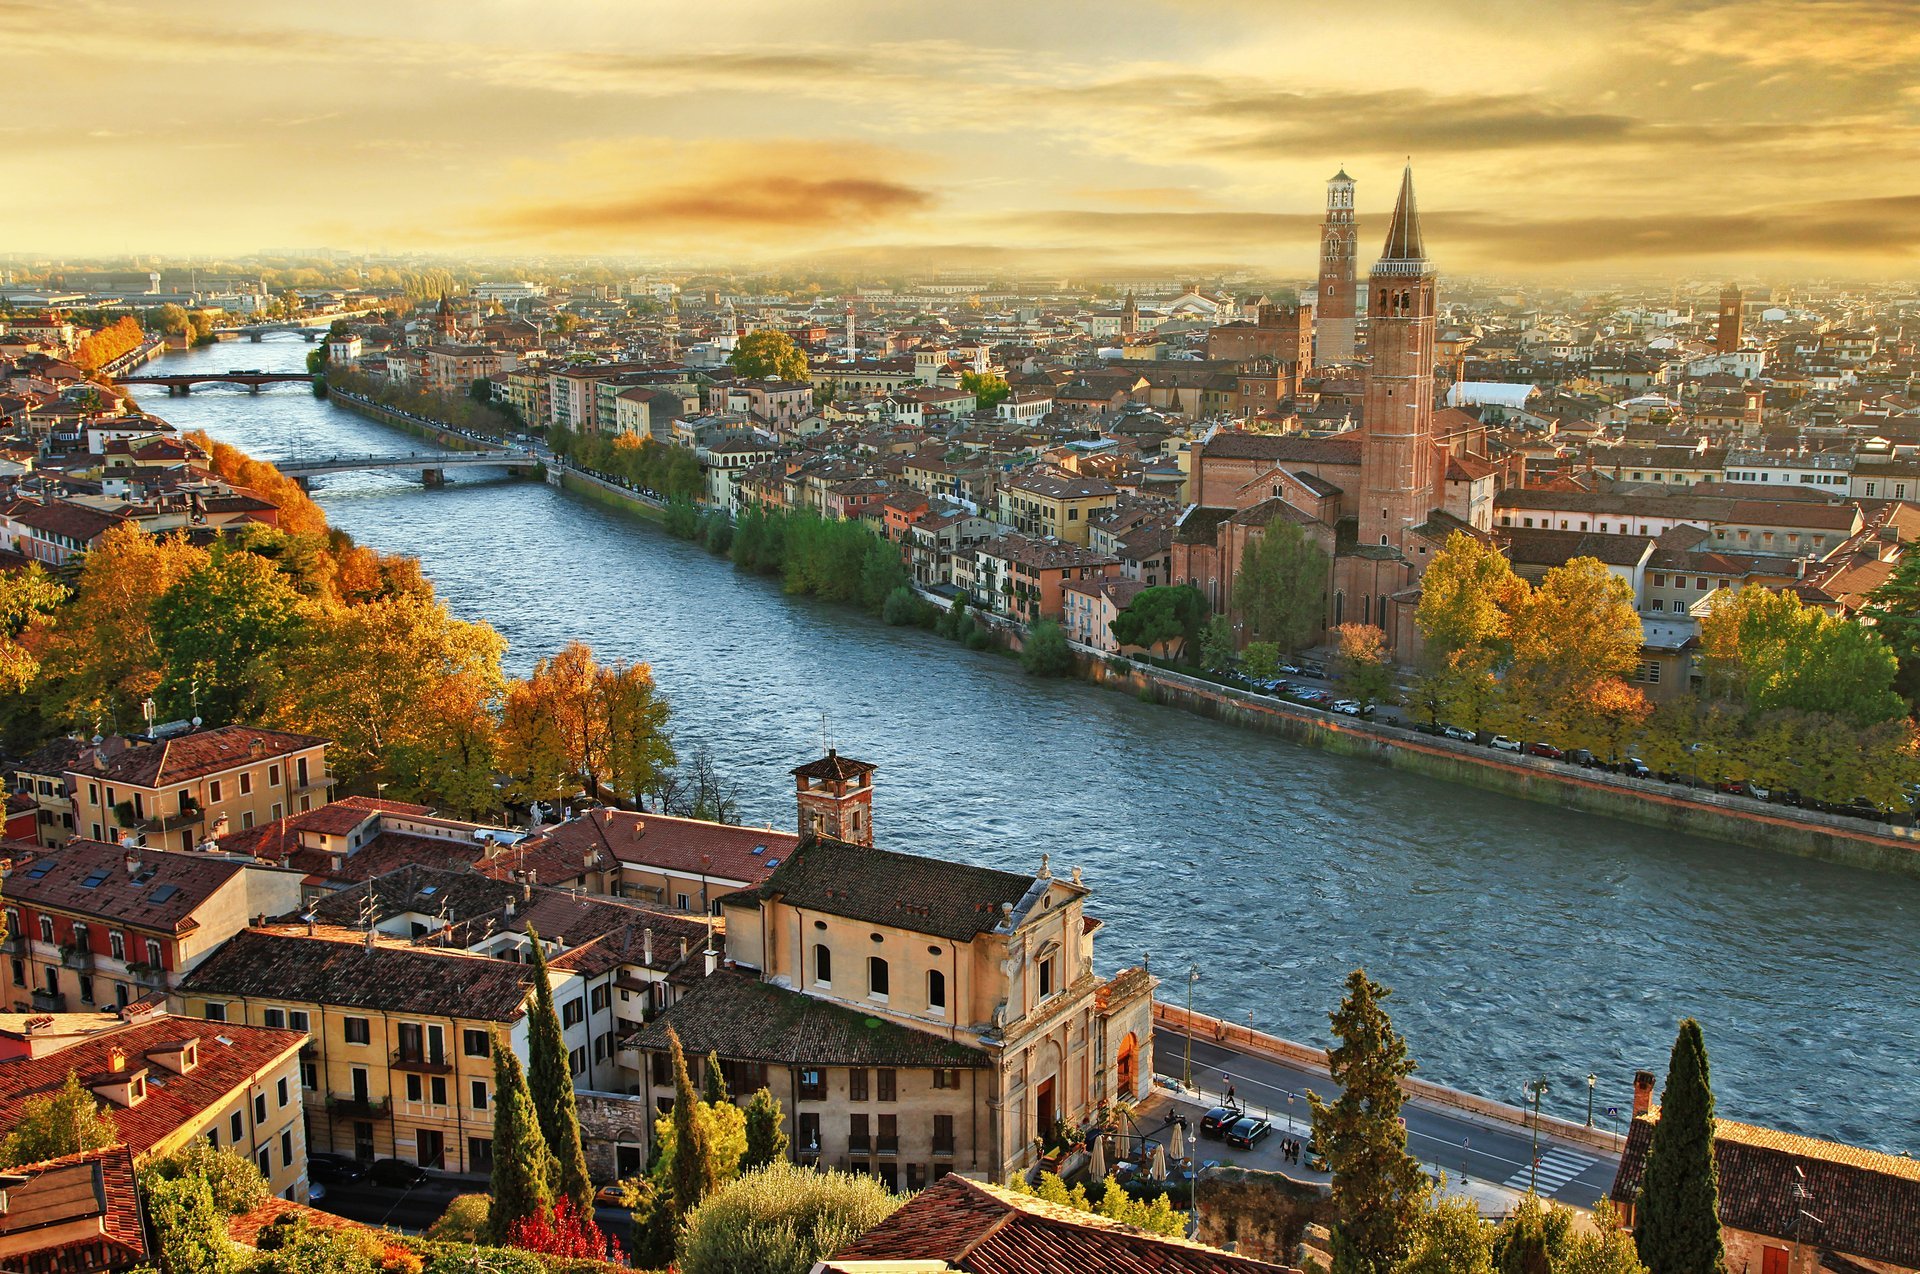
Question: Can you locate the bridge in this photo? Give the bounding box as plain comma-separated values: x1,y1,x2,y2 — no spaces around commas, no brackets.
276,448,539,488
116,371,313,394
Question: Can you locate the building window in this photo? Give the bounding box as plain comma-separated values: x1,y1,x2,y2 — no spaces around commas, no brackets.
848,1068,869,1102
797,1113,820,1155
471,1081,488,1111
263,1008,285,1029
281,1129,293,1168
468,1138,493,1171
343,1017,370,1045
868,956,889,1000
209,780,223,804
78,975,94,1005
933,1068,960,1090
204,1003,227,1023
255,1093,267,1123
300,1062,317,1090
110,932,125,960
561,997,585,1028
1038,958,1054,999
849,1114,870,1154
1651,573,1665,586
927,969,946,1015
146,940,162,967
464,1029,489,1057
258,1147,271,1179
231,1112,244,1142
813,944,831,988
877,1069,896,1102
798,1069,824,1101
288,1010,309,1033
38,916,53,943
277,1077,290,1107
933,1113,955,1155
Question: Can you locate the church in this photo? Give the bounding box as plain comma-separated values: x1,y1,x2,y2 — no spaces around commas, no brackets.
1171,165,1502,657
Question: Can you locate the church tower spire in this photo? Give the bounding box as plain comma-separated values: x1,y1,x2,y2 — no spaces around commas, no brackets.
1316,168,1358,364
1357,162,1440,553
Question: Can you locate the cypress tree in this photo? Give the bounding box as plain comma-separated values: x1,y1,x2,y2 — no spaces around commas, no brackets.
1635,1018,1726,1274
742,1087,789,1170
522,926,595,1216
667,1027,719,1220
487,1034,555,1242
702,1049,731,1106
1307,968,1427,1274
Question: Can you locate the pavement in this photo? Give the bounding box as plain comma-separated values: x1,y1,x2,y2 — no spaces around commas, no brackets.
1151,1026,1620,1212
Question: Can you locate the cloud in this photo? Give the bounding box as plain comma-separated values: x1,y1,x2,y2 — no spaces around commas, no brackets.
499,177,934,239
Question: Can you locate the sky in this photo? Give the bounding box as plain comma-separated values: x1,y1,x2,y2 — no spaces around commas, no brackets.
6,0,1919,279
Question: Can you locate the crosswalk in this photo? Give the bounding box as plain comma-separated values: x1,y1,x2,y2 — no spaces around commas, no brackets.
1503,1145,1596,1196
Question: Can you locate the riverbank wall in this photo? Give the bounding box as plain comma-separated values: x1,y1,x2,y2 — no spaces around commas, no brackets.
554,465,668,525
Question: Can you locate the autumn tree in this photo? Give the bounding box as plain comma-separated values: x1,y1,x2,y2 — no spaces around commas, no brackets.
0,563,66,694
1505,557,1642,731
1397,1190,1494,1274
1331,623,1397,706
1308,969,1427,1274
42,524,202,727
1414,531,1524,662
498,643,675,806
727,330,809,381
150,546,309,724
1560,678,1654,763
1237,520,1329,652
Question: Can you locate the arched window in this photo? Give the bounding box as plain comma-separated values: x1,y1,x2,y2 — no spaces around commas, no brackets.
1116,1031,1139,1097
813,943,831,987
868,956,889,1000
928,969,946,1014
38,916,53,943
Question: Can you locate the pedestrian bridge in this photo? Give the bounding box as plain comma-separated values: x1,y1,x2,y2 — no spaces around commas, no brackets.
118,371,312,393
277,448,538,487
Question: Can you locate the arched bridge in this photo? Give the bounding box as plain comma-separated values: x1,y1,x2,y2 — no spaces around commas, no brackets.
117,371,312,394
277,448,539,487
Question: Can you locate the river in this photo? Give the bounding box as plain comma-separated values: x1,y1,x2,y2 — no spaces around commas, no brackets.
137,336,1920,1151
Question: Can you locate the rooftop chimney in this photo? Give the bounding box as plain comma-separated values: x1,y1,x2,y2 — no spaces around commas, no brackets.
679,937,688,960
643,927,653,964
1632,1069,1656,1118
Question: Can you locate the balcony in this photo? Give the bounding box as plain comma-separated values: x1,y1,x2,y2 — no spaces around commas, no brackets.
0,934,23,955
30,988,64,1012
875,1136,899,1157
325,1094,391,1120
136,800,204,835
390,1047,451,1073
126,962,167,989
291,769,333,797
57,944,94,971
847,1136,871,1155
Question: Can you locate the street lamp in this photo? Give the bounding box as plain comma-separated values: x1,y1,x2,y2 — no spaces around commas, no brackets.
1183,963,1201,1090
1524,1079,1551,1195
1586,1074,1597,1128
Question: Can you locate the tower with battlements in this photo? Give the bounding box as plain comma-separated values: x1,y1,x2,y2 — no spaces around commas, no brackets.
1316,170,1358,364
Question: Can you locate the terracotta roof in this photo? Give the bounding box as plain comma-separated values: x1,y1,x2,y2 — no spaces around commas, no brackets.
826,1174,1298,1272
506,806,792,886
70,726,326,789
0,1144,146,1270
731,837,1039,942
0,1017,304,1158
214,796,435,860
1611,1111,1920,1266
791,750,877,783
625,969,987,1069
1203,432,1362,467
178,929,538,1022
2,841,261,934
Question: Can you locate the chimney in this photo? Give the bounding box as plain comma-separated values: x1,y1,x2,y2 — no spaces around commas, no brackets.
1632,1070,1656,1118
643,927,653,964
124,851,141,876
679,937,688,960
704,945,717,976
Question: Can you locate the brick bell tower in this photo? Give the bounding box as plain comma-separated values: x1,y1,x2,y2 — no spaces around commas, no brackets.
1316,169,1358,364
1357,163,1440,553
1716,282,1744,352
791,749,877,846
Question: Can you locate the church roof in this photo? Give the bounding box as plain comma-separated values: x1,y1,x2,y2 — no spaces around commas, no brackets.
1379,163,1427,263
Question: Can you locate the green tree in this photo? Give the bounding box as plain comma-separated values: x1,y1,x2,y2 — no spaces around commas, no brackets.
1020,620,1074,676
487,1034,555,1242
141,1172,239,1274
1864,551,1920,708
960,370,1011,410
678,1161,901,1274
522,928,593,1216
1198,615,1236,670
1006,1173,1183,1238
1634,1019,1726,1274
667,1026,720,1220
151,545,308,724
1242,641,1282,682
703,1049,732,1106
742,1087,789,1170
1109,585,1208,658
1562,1201,1650,1274
1237,521,1328,651
1702,586,1905,726
425,1193,493,1243
727,330,809,381
1395,1189,1493,1274
0,1070,120,1168
140,1142,266,1216
1308,969,1428,1274
1492,1193,1572,1274
881,585,928,627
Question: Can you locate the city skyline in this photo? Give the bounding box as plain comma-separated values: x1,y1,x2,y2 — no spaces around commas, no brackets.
6,0,1919,277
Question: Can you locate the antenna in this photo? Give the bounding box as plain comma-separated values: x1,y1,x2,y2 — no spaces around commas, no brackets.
819,712,833,754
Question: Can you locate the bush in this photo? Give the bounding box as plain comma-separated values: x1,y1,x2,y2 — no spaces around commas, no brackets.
426,1194,492,1244
141,1141,268,1218
679,1162,902,1274
1019,621,1074,677
419,1246,545,1274
881,586,927,627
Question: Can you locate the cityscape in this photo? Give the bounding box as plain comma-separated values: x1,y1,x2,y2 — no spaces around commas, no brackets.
0,3,1916,1273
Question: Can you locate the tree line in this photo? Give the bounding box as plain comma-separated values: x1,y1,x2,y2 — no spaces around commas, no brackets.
550,426,704,504
325,367,523,441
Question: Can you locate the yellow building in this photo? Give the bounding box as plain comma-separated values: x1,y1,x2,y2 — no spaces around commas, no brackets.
996,472,1121,546
63,726,333,853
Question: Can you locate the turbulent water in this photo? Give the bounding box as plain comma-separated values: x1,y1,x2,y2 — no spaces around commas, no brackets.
138,337,1920,1150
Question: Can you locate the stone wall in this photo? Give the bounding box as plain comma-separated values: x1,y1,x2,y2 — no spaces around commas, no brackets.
1192,1166,1331,1267
576,1090,656,1182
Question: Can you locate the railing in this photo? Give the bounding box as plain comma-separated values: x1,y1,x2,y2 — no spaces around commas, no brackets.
57,944,94,971
127,962,167,988
30,989,64,1012
847,1136,871,1154
390,1047,450,1071
876,1136,899,1156
0,935,23,955
326,1094,391,1119
932,1140,955,1157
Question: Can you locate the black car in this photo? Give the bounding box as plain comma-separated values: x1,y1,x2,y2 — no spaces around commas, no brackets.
1224,1115,1272,1150
307,1153,367,1184
1198,1105,1243,1138
1565,748,1598,767
367,1158,430,1189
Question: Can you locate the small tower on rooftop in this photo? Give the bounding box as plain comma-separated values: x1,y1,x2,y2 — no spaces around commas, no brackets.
791,748,877,847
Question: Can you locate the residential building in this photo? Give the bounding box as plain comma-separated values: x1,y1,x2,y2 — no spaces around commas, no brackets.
995,473,1119,546
1061,577,1147,653
0,1144,148,1274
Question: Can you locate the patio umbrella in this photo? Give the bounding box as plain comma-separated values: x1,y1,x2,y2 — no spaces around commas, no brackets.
1148,1142,1168,1181
1170,1121,1186,1161
1088,1134,1107,1185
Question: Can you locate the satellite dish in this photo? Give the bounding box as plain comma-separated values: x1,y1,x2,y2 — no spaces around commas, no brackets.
190,716,202,727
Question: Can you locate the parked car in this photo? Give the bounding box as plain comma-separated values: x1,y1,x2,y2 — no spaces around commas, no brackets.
1440,724,1476,742
1296,688,1332,706
367,1159,430,1190
1489,735,1524,753
307,1153,367,1184
1298,662,1328,678
1618,757,1652,779
1718,779,1770,800
1304,1132,1330,1172
1526,742,1564,760
1565,748,1598,767
1277,662,1302,675
1224,1114,1273,1150
1331,699,1372,716
1199,1105,1243,1138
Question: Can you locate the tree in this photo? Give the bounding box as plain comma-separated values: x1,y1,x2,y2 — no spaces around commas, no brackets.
499,642,676,805
487,1034,555,1242
41,524,202,725
703,1049,732,1106
1560,1201,1649,1274
1634,1019,1726,1274
1242,641,1281,682
656,744,744,823
1332,623,1397,706
425,1194,493,1243
1007,1173,1183,1238
1491,1193,1571,1274
742,1087,789,1170
522,928,593,1217
727,330,809,381
678,1161,901,1274
1020,620,1074,676
0,562,66,694
1395,1189,1493,1274
1198,615,1236,670
1702,586,1905,727
1109,585,1208,658
0,1070,120,1168
961,370,1011,410
140,1142,267,1216
667,1026,721,1219
1864,551,1920,708
1505,557,1641,728
150,545,309,724
1236,521,1329,651
141,1172,239,1274
1308,969,1427,1274
1414,531,1525,663
881,585,928,627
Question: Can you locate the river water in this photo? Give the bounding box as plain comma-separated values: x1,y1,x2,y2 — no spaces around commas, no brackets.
138,337,1920,1150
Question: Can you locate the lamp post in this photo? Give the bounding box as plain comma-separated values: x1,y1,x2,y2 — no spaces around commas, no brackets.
1586,1074,1597,1128
1183,963,1200,1090
1524,1079,1551,1195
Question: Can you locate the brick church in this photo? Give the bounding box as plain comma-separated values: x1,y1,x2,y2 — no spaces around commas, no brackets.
1171,165,1501,657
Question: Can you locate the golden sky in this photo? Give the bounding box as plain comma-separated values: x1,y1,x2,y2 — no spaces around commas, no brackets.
6,0,1919,278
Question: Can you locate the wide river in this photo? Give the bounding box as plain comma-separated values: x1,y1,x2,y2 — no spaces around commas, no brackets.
139,337,1919,1150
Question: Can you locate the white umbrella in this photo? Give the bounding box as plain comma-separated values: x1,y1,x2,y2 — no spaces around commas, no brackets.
1088,1134,1107,1185
1170,1121,1186,1161
1148,1142,1168,1181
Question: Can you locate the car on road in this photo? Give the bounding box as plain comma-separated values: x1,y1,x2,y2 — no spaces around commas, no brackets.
367,1159,430,1190
307,1181,326,1203
1440,724,1476,742
1224,1114,1272,1150
595,1183,631,1209
1297,661,1327,678
1565,748,1598,767
1303,1132,1329,1172
1331,699,1373,716
1295,688,1332,706
307,1153,367,1184
1618,757,1653,779
1527,742,1564,760
1489,735,1524,753
1199,1105,1244,1138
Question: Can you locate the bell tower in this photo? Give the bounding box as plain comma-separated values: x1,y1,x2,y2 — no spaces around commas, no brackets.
1317,169,1358,364
791,749,877,847
1358,163,1439,553
1716,282,1744,352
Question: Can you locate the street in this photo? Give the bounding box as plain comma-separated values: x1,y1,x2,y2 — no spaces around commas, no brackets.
1152,1026,1620,1211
